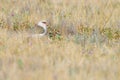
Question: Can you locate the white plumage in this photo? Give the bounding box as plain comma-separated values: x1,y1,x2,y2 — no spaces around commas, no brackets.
31,20,47,37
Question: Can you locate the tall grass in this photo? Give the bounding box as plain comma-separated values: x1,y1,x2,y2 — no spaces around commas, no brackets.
0,0,120,80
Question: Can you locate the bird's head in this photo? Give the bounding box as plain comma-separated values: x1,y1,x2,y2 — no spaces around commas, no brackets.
41,21,47,26
38,20,48,26
34,20,48,27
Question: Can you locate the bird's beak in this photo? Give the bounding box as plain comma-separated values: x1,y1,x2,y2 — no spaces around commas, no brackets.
42,22,48,26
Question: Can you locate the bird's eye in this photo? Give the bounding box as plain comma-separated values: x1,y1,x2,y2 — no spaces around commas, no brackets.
42,22,47,24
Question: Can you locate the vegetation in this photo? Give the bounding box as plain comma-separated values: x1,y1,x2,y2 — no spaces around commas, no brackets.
0,0,120,80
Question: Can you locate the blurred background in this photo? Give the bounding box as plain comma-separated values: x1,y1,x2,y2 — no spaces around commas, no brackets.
0,0,120,80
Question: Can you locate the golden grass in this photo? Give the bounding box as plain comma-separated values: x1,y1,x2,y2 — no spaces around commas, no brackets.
0,28,120,80
0,0,120,80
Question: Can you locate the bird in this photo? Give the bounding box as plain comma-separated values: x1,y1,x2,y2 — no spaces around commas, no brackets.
31,20,47,37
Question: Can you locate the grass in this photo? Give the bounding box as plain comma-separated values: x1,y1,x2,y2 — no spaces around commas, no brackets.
0,0,120,80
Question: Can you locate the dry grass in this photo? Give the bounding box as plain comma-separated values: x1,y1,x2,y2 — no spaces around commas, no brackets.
0,0,120,80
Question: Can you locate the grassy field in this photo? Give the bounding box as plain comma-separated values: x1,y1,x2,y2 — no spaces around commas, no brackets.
0,0,120,80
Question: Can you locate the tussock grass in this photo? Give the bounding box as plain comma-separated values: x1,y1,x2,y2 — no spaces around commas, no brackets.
0,0,120,80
